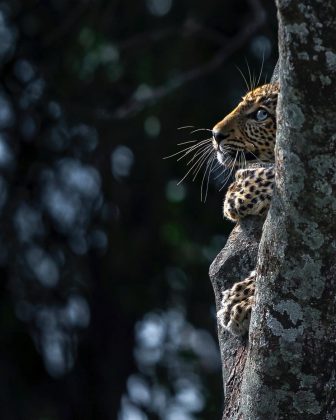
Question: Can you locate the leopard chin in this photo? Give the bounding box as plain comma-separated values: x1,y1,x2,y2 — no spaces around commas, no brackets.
216,149,258,168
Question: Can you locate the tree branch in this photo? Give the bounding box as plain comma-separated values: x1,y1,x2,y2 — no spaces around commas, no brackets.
98,0,265,120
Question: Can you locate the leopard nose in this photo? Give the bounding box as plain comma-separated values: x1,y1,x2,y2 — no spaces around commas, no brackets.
212,130,228,143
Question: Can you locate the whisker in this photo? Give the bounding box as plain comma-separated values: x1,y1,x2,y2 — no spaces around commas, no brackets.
219,170,233,190
203,155,216,202
212,160,222,173
177,140,198,145
245,57,253,92
232,150,239,168
190,128,213,134
177,125,195,130
214,166,228,181
186,144,212,165
256,51,265,87
240,153,245,170
218,154,235,184
164,138,211,160
245,148,265,165
176,139,212,162
177,146,213,185
214,168,225,181
201,153,215,202
219,150,238,191
252,70,256,91
220,167,234,187
242,152,247,170
192,147,214,181
213,156,231,180
236,65,250,92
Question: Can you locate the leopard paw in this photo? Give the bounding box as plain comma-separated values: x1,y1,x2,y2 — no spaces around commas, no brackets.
217,271,256,336
223,166,274,221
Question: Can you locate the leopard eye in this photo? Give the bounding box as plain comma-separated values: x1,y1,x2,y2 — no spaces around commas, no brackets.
255,108,269,121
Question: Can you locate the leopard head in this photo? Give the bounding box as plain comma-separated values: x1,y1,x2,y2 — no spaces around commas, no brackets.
212,83,279,167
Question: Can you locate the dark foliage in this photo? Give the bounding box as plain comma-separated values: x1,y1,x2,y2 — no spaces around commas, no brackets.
0,1,276,418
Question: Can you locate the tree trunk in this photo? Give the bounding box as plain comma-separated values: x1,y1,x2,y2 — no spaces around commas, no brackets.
210,1,336,418
209,217,264,418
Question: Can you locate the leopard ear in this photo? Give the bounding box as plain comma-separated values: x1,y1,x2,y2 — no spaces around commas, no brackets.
270,59,279,84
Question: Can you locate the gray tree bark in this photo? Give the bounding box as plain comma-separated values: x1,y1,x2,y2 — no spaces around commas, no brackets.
210,1,336,418
210,217,264,418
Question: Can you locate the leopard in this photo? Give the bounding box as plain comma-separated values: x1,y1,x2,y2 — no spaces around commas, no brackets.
212,81,279,336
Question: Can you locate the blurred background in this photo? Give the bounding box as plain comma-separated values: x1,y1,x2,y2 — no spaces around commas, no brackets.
0,1,277,419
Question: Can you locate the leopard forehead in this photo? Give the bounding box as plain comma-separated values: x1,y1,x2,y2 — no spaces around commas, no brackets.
243,83,279,103
213,82,280,165
235,83,279,118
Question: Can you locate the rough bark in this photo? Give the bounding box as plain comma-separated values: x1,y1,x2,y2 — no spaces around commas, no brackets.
209,217,264,417
210,1,336,418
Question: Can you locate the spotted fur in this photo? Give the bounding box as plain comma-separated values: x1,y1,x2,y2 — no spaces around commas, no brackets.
224,166,275,221
217,271,256,335
213,82,279,336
